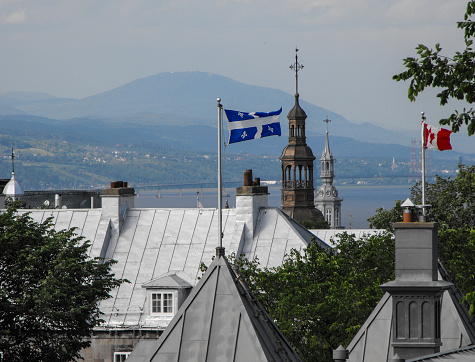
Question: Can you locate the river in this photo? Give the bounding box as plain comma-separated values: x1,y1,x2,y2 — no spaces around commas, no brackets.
134,185,412,229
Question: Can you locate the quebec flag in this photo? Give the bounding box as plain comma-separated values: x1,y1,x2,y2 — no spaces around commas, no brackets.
224,107,282,144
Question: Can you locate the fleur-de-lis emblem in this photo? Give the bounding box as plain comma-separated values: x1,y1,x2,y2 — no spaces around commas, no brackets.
268,126,274,133
241,131,247,139
238,112,244,118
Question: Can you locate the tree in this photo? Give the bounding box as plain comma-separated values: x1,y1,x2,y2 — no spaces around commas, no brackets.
0,205,124,361
227,232,394,362
300,217,330,229
394,1,475,136
368,164,475,231
367,199,403,232
367,164,475,313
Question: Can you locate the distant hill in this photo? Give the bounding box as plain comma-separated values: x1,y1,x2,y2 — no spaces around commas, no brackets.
1,72,473,156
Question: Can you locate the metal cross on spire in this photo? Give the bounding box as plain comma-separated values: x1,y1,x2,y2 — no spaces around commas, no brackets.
290,47,304,96
323,116,331,133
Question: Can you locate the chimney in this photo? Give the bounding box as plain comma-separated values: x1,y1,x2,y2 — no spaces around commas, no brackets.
381,222,452,360
101,181,135,233
236,170,269,240
55,194,62,208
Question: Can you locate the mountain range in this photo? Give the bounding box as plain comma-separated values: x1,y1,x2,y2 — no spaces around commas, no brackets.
0,71,472,158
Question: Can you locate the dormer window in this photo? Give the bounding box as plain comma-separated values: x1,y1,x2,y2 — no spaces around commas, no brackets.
151,292,174,315
142,271,193,322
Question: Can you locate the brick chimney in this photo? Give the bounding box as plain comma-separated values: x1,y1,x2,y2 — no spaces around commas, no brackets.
235,170,269,240
381,222,452,360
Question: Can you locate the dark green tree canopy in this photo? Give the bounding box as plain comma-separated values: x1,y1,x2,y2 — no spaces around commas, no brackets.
394,1,475,135
224,232,394,362
0,205,124,361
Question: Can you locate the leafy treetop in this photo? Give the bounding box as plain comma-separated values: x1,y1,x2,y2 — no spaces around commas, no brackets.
221,231,394,362
394,1,475,135
0,204,125,361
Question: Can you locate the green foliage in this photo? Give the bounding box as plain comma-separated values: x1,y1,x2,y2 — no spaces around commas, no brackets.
367,199,404,231
0,205,125,361
367,164,475,316
300,217,330,229
414,164,475,229
439,228,475,296
393,1,475,135
228,233,394,362
368,164,475,231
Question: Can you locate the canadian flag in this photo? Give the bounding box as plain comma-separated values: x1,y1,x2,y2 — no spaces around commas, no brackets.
424,123,452,151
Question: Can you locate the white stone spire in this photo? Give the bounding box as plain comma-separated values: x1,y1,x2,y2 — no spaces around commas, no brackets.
315,119,343,229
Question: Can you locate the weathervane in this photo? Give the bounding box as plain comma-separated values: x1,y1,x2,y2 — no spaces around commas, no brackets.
290,47,304,96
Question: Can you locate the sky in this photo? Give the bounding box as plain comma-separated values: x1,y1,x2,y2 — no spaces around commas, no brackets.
0,0,473,136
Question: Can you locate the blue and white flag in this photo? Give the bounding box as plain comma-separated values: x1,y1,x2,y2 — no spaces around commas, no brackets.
224,107,282,144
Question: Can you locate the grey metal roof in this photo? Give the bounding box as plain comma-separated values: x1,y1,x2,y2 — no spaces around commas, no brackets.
18,206,326,330
407,345,475,361
142,272,193,289
310,229,386,247
128,252,302,362
346,272,475,362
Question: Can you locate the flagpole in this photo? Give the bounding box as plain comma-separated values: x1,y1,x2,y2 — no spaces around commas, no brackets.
217,98,223,249
421,111,427,221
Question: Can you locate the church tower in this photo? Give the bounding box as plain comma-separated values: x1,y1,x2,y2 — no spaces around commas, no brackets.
315,118,343,228
280,49,323,223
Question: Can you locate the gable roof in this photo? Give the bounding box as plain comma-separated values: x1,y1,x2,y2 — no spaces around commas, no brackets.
346,269,475,361
142,271,193,289
128,250,302,362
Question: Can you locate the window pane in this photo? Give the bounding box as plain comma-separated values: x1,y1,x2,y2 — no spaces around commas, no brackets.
152,293,162,313
163,294,173,313
114,352,131,362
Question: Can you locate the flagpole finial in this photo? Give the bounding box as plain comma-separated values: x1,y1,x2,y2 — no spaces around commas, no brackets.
421,111,426,121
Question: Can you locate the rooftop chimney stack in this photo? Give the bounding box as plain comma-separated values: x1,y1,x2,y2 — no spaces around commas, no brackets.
101,181,135,239
236,170,269,240
381,221,452,360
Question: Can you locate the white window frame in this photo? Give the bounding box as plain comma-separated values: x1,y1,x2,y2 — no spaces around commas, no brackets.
150,291,175,316
114,351,131,362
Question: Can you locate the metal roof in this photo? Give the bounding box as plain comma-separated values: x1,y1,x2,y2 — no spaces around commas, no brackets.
19,206,326,330
407,345,475,361
346,271,475,362
142,272,193,289
310,229,386,247
128,252,302,362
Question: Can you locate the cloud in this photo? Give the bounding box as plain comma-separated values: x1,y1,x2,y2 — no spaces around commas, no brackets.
4,8,26,24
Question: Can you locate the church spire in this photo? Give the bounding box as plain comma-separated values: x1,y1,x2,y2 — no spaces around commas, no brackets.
280,49,323,223
322,117,332,159
315,118,343,229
